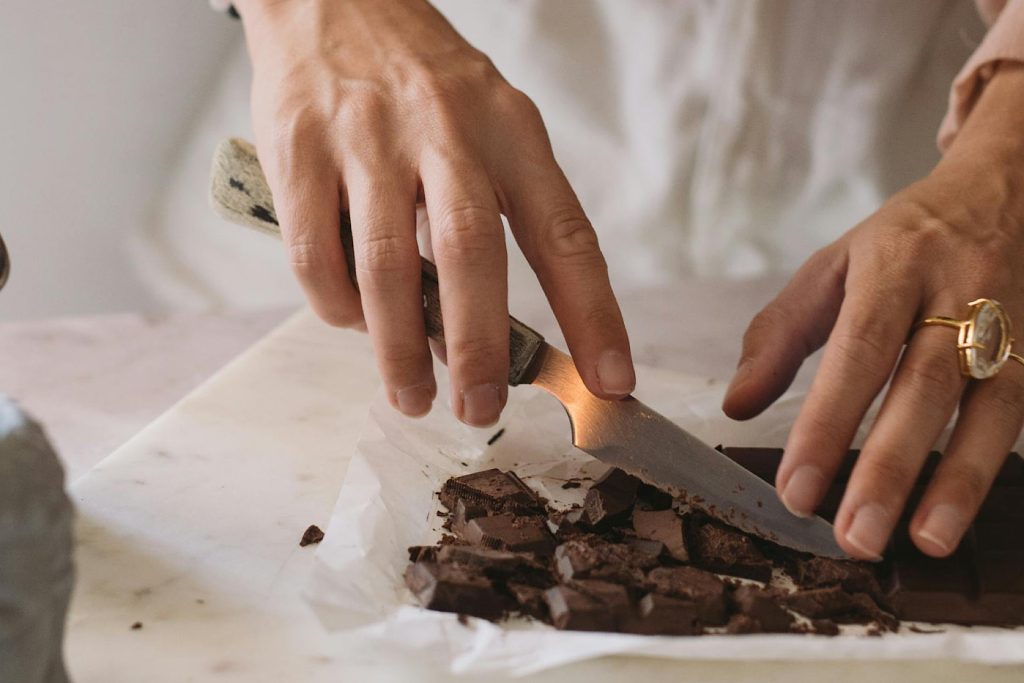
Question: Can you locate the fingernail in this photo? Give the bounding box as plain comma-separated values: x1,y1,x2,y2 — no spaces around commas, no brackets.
780,465,825,518
461,384,502,427
917,503,966,555
596,350,635,396
845,502,890,560
395,385,434,417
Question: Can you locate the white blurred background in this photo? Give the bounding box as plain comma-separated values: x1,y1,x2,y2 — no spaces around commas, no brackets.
0,2,242,320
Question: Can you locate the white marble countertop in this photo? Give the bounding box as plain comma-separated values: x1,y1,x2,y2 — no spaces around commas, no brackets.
6,282,1023,681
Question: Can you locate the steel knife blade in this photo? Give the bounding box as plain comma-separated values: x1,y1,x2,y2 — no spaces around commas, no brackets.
210,137,847,558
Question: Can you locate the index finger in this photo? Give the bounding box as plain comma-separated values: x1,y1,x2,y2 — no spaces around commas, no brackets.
498,151,634,399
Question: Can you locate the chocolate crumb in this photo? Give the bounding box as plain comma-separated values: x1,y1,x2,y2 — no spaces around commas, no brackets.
486,428,506,446
131,622,143,631
300,524,325,547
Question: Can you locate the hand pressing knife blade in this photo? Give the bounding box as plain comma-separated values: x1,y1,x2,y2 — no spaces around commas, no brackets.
209,137,847,559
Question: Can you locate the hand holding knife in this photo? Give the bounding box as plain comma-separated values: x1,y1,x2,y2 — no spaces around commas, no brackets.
210,138,847,559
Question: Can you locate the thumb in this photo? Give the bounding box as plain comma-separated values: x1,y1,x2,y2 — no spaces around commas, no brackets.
723,244,848,420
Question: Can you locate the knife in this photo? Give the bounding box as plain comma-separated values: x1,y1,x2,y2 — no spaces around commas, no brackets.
209,137,847,559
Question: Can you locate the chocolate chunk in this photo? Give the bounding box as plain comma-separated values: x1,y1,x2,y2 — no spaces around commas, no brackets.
543,583,623,632
724,614,760,634
404,561,509,620
623,537,667,561
408,545,438,563
633,509,689,562
783,586,897,631
507,582,548,619
625,593,699,636
635,483,675,511
645,566,728,625
554,537,658,586
793,557,885,604
691,518,772,582
299,524,325,547
439,469,542,516
729,585,794,633
581,468,640,526
457,514,556,555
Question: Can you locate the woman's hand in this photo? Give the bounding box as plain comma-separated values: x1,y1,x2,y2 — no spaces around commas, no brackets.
724,64,1024,560
234,0,634,426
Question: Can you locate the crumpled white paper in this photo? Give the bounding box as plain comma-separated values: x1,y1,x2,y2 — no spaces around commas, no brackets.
306,364,1024,675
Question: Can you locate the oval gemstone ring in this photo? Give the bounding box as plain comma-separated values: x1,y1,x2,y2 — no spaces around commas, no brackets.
914,299,1024,379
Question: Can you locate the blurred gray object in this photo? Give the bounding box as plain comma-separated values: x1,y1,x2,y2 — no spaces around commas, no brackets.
0,231,9,291
0,397,74,683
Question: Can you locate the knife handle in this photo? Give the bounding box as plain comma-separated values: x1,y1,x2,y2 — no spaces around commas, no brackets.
209,137,545,386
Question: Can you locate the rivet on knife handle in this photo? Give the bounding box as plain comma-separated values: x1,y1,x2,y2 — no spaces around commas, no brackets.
209,137,544,385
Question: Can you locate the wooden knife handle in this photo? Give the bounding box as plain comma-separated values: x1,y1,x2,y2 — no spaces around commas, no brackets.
209,137,545,386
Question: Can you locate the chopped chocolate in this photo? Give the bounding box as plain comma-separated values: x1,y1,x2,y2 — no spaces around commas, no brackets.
439,469,542,516
645,566,728,625
543,584,618,632
581,468,640,526
625,593,699,636
635,483,674,511
486,428,505,445
624,537,667,561
633,509,689,562
691,518,772,582
404,561,509,621
729,585,794,633
554,537,658,586
793,557,884,603
406,450,1024,635
724,614,760,634
130,622,143,631
507,582,549,619
561,481,582,490
783,586,897,631
299,524,325,547
457,514,556,555
408,545,438,563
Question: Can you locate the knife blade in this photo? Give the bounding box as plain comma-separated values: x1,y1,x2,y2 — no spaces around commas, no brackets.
209,137,847,559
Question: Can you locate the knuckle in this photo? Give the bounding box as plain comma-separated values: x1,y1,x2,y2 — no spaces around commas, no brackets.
973,374,1024,418
434,203,501,261
356,231,419,280
937,462,991,512
858,452,918,493
900,357,962,410
540,209,604,265
287,239,336,278
447,335,504,370
831,321,892,378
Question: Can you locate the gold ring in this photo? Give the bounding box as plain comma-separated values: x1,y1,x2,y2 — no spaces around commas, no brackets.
914,299,1015,379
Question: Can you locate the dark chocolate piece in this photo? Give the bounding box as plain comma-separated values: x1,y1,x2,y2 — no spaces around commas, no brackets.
581,468,640,526
729,585,794,633
691,518,772,582
554,537,658,586
457,514,556,555
783,586,897,631
724,614,760,634
543,583,621,632
645,566,728,625
625,593,699,636
632,509,689,562
299,524,325,547
404,561,509,620
439,469,542,516
507,582,548,619
408,545,438,563
792,557,885,605
635,483,675,511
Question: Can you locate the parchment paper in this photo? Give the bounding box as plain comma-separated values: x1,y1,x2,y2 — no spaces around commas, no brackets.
307,364,1024,675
